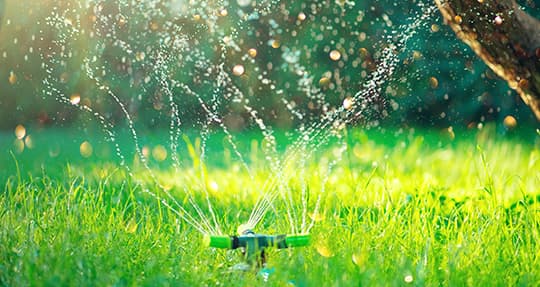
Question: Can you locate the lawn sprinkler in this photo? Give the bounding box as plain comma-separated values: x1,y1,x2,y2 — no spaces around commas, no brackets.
203,228,310,269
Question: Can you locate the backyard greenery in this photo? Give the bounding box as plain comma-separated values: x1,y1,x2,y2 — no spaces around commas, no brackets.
1,127,539,286
1,0,540,285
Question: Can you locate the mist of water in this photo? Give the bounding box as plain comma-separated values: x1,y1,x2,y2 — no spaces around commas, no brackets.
40,0,437,235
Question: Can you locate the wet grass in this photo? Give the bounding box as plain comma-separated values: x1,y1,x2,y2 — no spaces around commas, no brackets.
1,126,540,286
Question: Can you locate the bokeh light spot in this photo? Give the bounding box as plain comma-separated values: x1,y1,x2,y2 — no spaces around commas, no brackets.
80,141,93,158
447,126,455,140
142,146,150,158
70,93,81,105
309,212,324,222
13,139,25,153
316,243,334,258
429,76,439,89
8,71,17,85
237,0,251,7
319,77,330,87
209,181,219,192
343,97,354,110
152,145,168,161
329,50,341,61
15,125,26,139
24,135,34,149
232,64,245,76
404,275,414,283
494,15,503,25
503,115,517,130
125,218,138,233
248,48,257,58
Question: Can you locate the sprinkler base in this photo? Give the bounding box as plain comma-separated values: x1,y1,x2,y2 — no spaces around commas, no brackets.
204,230,310,267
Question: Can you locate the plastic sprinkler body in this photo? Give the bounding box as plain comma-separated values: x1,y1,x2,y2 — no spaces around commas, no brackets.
203,230,310,267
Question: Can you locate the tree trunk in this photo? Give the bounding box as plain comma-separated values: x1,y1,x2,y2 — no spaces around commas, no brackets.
434,0,540,120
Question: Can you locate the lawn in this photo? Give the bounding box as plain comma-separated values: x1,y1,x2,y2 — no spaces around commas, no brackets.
1,125,539,286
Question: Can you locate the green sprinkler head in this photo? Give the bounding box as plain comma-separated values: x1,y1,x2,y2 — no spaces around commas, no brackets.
203,230,310,266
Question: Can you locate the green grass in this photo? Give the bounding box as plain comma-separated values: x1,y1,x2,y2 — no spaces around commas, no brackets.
1,126,540,286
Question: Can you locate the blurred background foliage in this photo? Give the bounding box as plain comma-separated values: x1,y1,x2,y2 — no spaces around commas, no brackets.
0,0,538,132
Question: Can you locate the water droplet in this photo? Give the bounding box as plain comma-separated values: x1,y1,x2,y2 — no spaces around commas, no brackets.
9,71,17,85
135,52,145,61
70,93,81,105
64,18,73,26
149,21,159,31
329,50,341,61
404,275,414,283
237,0,251,7
446,126,455,140
431,24,440,32
219,9,228,17
319,77,330,87
117,15,127,27
297,12,307,21
232,64,245,76
237,223,253,234
358,32,367,42
142,146,150,158
14,125,26,139
454,15,462,24
80,141,93,158
494,15,503,25
270,39,280,49
343,97,354,110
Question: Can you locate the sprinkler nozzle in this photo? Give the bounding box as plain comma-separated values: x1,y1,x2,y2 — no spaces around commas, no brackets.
285,234,310,247
203,234,232,249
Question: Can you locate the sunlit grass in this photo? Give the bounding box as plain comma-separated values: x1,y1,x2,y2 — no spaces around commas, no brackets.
1,126,539,286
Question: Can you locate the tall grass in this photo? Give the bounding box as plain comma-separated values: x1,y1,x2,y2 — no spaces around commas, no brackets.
1,126,539,286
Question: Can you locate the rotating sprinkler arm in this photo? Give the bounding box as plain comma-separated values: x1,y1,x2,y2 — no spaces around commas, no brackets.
204,233,310,249
203,230,310,266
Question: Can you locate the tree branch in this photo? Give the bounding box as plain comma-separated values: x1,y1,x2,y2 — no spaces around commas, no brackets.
435,0,540,120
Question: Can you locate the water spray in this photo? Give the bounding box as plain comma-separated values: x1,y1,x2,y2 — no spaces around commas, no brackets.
203,228,310,268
